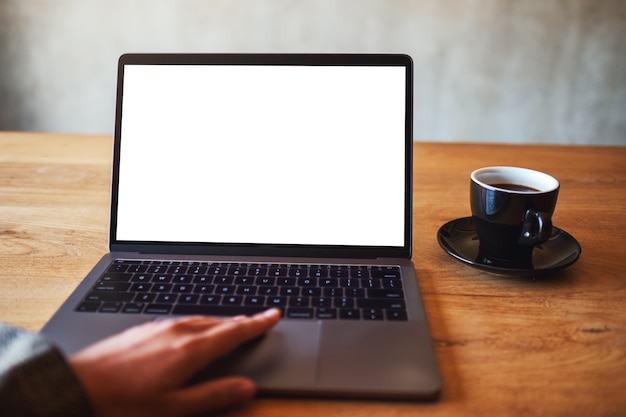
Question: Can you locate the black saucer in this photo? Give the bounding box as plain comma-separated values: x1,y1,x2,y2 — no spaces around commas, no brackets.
437,217,582,276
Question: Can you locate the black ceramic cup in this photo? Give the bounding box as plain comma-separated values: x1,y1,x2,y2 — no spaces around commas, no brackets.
470,166,560,268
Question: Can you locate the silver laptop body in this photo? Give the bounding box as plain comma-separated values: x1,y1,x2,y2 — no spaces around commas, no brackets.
42,53,440,400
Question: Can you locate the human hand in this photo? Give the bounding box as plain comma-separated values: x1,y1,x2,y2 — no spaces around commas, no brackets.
69,308,281,417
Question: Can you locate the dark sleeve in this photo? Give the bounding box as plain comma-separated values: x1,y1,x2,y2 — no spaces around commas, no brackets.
0,324,93,417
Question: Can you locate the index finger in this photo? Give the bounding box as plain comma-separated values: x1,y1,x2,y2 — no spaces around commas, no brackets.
184,308,281,367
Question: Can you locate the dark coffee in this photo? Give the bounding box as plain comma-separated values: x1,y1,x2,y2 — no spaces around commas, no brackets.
490,183,539,192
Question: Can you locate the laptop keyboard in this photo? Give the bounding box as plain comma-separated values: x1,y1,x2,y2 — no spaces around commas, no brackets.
75,260,408,321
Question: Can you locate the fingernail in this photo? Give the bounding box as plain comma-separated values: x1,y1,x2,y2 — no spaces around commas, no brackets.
262,308,281,317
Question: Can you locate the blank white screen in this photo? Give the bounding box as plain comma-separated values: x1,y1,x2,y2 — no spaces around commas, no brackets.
116,64,406,247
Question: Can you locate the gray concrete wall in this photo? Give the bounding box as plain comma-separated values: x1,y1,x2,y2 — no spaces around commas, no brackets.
1,0,624,144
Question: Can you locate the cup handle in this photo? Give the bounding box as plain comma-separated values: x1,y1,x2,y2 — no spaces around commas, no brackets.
519,209,552,245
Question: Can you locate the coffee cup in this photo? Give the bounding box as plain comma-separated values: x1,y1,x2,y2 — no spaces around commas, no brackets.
470,166,559,268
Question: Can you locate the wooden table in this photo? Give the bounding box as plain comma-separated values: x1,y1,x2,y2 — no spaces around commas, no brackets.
1,132,625,416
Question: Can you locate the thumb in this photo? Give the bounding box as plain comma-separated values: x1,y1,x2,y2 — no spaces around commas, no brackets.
168,377,257,416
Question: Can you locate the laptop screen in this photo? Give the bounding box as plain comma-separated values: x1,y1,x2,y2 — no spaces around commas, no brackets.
111,54,412,256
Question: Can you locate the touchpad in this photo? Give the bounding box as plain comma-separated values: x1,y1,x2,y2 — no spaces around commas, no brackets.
193,321,321,390
317,321,426,395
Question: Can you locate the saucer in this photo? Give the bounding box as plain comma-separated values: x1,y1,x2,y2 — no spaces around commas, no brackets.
437,217,581,276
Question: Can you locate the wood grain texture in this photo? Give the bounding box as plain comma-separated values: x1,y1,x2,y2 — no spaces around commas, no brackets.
1,133,624,416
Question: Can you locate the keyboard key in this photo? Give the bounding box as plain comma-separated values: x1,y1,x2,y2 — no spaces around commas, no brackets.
173,284,193,293
237,286,257,295
244,296,265,306
382,279,403,289
367,289,405,299
193,275,212,284
363,309,384,320
363,279,381,289
255,277,275,286
108,263,129,273
95,282,131,292
145,304,172,314
208,265,226,275
100,273,132,282
322,287,341,297
152,275,173,283
312,297,331,308
76,301,101,312
130,283,152,292
267,297,287,307
298,278,317,287
147,264,168,274
340,278,359,288
259,286,278,296
329,268,348,278
179,295,199,304
86,291,134,302
188,265,208,275
223,296,243,305
345,288,365,298
277,277,295,286
371,268,401,279
167,265,187,274
235,276,254,285
228,266,246,276
172,275,193,284
194,285,215,294
386,310,408,321
215,276,234,285
339,308,360,319
131,274,152,282
100,302,122,313
357,298,406,310
156,294,178,304
269,267,287,277
288,267,307,277
134,293,156,303
127,264,148,273
289,297,309,307
216,285,235,294
310,268,327,278
280,287,299,296
122,303,145,314
334,297,354,308
303,287,322,297
350,268,370,279
319,278,337,287
286,308,314,319
200,295,221,304
248,267,267,276
153,284,173,293
316,308,337,319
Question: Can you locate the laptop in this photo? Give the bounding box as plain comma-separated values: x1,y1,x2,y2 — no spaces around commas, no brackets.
42,53,441,400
